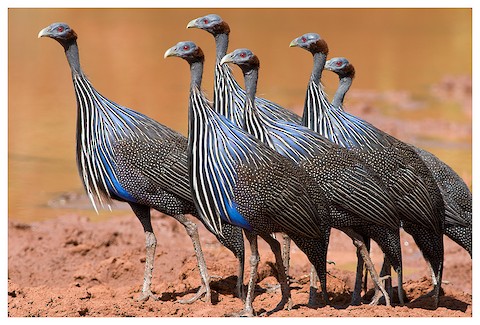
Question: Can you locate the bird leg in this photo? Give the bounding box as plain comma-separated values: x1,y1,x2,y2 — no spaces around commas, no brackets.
173,214,212,304
423,261,443,308
264,233,291,294
231,231,259,317
236,259,246,301
308,264,319,306
351,246,365,305
261,233,292,313
308,260,334,306
128,203,160,302
371,258,393,305
136,231,160,301
344,229,391,306
369,258,392,306
396,264,405,305
281,233,291,278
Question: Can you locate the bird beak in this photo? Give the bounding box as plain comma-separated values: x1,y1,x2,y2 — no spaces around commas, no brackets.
324,60,332,70
164,47,177,59
220,53,234,65
38,26,51,38
289,39,299,48
186,18,198,29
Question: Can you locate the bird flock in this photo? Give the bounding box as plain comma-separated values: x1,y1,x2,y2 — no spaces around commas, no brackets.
38,13,472,316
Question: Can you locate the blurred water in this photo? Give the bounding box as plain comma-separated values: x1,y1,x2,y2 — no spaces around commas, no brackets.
8,8,472,222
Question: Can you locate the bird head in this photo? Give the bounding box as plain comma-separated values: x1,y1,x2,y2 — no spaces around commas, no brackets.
289,32,329,56
38,22,77,46
325,57,355,79
187,14,230,35
220,48,259,70
164,41,204,63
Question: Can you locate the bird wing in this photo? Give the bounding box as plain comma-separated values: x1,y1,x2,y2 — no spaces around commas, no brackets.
326,161,400,230
264,159,326,239
138,136,193,203
387,166,443,234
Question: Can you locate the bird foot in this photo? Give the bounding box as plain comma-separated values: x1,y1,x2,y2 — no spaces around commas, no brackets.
369,291,383,306
136,290,160,302
424,286,444,298
177,284,211,304
422,287,443,309
350,293,362,306
369,275,391,306
227,308,256,317
286,297,293,311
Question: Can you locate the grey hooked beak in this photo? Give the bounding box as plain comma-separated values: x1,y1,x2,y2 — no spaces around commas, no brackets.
289,38,299,48
164,47,177,59
220,53,234,65
186,18,198,29
38,26,51,38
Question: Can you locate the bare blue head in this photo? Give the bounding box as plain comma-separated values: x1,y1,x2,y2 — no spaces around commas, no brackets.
325,57,355,79
164,41,204,63
289,32,329,56
221,48,258,67
187,14,230,35
38,22,77,49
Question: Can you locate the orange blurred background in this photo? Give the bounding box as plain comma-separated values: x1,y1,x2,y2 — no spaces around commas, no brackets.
8,8,472,222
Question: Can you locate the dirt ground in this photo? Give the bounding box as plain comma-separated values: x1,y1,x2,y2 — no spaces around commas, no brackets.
8,210,472,317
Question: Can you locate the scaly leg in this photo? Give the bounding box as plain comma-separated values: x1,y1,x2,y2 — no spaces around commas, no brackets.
137,231,160,301
261,233,292,313
281,233,291,279
370,257,391,305
308,264,319,306
233,231,260,317
351,246,365,305
128,203,160,301
174,214,212,304
343,228,390,306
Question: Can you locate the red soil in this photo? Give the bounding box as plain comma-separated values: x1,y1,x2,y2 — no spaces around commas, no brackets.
8,212,472,317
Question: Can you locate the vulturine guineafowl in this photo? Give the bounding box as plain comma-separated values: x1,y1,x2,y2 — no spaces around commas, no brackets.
291,32,446,308
38,22,246,304
165,40,342,316
325,56,472,257
187,13,304,289
221,48,403,307
187,14,301,127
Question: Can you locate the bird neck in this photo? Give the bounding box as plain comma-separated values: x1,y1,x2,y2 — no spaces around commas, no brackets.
189,60,204,90
311,52,327,84
64,40,83,76
244,68,258,104
214,33,229,63
242,67,272,146
187,59,205,152
332,76,352,109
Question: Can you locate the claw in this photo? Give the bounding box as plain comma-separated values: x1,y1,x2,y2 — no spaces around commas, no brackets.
177,284,210,304
228,308,256,317
136,290,160,302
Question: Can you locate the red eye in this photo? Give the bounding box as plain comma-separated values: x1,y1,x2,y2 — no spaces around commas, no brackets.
203,19,209,24
301,36,307,43
183,45,190,50
336,61,342,67
57,26,64,32
240,52,246,58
